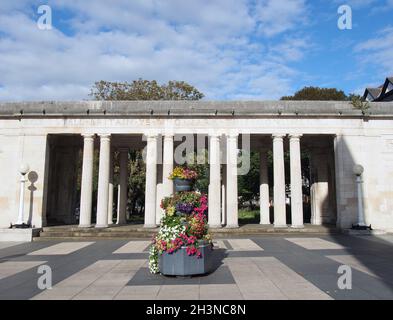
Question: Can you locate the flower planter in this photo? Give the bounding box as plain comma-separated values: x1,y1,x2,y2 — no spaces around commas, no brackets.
173,178,193,192
159,243,213,276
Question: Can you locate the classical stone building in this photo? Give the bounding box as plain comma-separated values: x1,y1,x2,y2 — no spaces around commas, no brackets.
1,100,393,233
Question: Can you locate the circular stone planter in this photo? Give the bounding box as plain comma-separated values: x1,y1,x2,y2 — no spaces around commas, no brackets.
173,178,194,192
159,243,213,276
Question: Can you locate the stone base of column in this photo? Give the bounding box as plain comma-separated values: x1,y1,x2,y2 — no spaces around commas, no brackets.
78,224,93,228
144,224,158,229
225,224,239,229
95,224,108,229
209,224,222,229
291,224,304,229
274,224,288,228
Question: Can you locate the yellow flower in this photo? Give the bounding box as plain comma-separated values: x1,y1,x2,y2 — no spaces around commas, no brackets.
166,206,175,216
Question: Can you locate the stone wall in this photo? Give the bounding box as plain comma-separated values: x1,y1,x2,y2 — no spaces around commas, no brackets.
0,130,48,228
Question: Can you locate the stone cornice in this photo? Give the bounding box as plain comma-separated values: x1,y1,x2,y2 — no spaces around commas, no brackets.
1,100,393,118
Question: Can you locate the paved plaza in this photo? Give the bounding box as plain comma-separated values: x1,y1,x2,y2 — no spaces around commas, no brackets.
0,234,393,300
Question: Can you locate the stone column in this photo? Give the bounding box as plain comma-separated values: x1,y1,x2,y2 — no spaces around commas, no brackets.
107,149,114,225
221,164,227,225
79,134,95,227
259,149,270,225
226,133,239,228
144,134,158,228
155,134,174,224
117,148,128,225
208,134,222,228
96,134,111,228
289,134,304,228
273,134,287,228
162,134,174,197
155,164,163,225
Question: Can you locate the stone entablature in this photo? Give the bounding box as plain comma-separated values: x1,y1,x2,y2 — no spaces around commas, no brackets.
1,100,393,233
1,100,393,117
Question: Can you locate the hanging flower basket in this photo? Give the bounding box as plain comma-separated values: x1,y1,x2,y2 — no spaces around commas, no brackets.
169,166,198,192
173,178,193,192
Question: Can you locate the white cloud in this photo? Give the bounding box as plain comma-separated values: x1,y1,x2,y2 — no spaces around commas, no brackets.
333,0,378,8
254,0,308,37
0,1,312,101
354,26,393,85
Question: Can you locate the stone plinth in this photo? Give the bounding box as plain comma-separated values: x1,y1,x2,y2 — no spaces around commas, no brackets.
0,228,42,242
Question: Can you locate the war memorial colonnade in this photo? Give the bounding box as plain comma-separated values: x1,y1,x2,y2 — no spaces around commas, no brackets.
1,100,393,234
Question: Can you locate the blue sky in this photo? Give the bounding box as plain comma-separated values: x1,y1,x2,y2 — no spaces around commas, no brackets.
0,0,392,101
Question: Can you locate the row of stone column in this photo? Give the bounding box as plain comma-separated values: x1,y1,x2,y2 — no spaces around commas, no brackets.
78,132,304,229
259,134,304,228
79,134,129,228
143,133,240,228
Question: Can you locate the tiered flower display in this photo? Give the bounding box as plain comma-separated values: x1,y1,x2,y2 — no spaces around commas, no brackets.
149,168,212,274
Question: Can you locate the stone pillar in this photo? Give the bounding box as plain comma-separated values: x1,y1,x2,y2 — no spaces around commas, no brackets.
117,148,128,225
162,134,174,197
208,134,222,228
107,149,114,225
156,164,163,225
226,133,239,228
221,164,227,225
79,134,95,227
116,184,121,223
144,134,158,228
155,134,174,224
289,135,304,228
273,134,287,228
96,134,111,228
259,149,270,225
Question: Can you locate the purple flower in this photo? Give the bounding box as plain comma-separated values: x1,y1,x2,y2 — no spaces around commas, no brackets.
175,202,194,214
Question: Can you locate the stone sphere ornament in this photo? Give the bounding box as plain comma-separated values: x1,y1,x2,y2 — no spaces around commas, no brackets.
353,164,364,176
19,164,30,175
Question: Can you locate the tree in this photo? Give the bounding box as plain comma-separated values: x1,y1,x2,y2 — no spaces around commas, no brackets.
281,86,348,101
238,151,260,209
90,79,204,101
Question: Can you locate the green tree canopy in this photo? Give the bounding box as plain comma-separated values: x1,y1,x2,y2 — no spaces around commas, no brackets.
90,79,204,101
281,86,348,101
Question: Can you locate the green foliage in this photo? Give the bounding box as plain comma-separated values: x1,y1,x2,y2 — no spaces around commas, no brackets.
90,79,204,101
350,95,370,114
161,215,183,228
238,209,260,225
238,151,260,208
128,150,146,215
281,86,348,101
186,150,209,193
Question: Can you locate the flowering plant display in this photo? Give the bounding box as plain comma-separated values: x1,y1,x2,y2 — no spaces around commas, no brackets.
149,187,212,274
169,166,198,180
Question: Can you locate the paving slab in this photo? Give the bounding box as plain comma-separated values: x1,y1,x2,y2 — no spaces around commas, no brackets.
0,235,391,300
